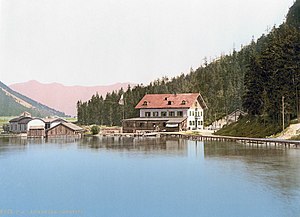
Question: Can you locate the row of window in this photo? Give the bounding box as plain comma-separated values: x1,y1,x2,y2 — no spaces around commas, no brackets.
145,111,183,117
189,111,203,117
189,121,203,126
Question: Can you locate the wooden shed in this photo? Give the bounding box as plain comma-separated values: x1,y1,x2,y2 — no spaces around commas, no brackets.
28,126,46,138
46,122,84,138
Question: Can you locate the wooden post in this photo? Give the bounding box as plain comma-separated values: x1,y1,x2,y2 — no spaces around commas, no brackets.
282,96,285,131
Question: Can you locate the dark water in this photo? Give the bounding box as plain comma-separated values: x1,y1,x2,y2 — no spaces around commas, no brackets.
0,137,299,217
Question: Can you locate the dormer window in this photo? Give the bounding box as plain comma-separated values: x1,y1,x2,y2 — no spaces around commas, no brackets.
143,101,148,106
168,101,172,105
181,100,186,105
164,97,168,101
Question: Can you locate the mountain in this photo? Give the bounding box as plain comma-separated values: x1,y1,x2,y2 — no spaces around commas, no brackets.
9,80,133,116
0,81,66,117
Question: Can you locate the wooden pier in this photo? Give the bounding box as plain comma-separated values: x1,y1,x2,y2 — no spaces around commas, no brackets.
161,133,300,148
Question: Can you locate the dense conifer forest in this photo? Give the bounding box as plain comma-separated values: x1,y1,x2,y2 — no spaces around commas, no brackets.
77,0,300,130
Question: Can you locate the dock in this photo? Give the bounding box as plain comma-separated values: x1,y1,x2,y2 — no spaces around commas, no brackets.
160,133,300,148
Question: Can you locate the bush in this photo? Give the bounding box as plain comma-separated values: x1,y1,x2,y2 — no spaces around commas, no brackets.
91,125,100,135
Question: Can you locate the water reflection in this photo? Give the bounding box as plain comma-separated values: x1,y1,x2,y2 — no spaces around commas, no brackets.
0,136,299,216
203,141,300,204
78,136,189,157
0,136,299,203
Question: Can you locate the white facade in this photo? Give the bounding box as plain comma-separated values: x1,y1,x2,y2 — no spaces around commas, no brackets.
187,108,204,130
140,109,188,118
139,106,204,130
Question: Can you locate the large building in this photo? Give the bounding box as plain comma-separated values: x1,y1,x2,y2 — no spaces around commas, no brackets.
122,93,207,133
8,113,83,137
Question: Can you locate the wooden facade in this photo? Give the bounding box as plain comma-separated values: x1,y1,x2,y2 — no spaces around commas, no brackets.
8,114,83,138
28,126,46,138
46,122,84,138
122,118,187,133
9,116,32,133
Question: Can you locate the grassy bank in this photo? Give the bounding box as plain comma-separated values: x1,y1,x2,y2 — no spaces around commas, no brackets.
215,116,283,138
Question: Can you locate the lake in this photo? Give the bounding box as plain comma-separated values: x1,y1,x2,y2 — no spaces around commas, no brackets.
0,136,299,217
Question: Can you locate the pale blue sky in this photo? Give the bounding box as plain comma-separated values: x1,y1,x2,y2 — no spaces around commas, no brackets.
0,0,295,86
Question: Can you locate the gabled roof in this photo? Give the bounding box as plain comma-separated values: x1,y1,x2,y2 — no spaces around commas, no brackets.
47,122,84,132
135,93,207,109
43,117,67,123
9,116,32,123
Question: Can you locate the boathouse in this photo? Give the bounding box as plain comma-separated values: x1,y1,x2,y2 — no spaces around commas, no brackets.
9,115,33,133
46,122,84,138
27,118,46,138
8,114,83,138
122,93,207,133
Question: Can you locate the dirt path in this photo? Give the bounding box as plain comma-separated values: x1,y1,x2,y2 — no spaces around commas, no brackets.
275,123,300,139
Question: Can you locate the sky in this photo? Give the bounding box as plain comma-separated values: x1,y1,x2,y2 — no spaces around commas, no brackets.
0,0,296,86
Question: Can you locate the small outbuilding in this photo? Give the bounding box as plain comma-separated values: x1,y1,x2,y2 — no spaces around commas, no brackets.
9,116,32,133
28,126,46,138
46,122,84,138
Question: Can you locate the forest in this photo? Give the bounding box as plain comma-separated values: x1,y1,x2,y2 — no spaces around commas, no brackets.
77,0,300,130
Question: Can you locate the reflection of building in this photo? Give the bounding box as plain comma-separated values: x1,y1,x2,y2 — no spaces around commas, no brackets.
123,93,207,133
8,113,83,138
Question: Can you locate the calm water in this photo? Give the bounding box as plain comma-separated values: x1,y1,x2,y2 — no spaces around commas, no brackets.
0,137,299,217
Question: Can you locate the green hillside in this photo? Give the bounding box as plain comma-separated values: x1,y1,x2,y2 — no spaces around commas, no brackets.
0,81,66,117
77,0,300,132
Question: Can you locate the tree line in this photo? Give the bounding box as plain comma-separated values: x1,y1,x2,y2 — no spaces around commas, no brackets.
77,0,300,127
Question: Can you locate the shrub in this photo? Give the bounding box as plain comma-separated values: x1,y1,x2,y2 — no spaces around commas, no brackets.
91,125,100,135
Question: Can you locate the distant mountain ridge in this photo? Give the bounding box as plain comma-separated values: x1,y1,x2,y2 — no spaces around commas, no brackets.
0,81,66,117
10,80,134,116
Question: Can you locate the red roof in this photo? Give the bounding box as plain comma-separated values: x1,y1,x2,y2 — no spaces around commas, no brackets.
135,93,207,109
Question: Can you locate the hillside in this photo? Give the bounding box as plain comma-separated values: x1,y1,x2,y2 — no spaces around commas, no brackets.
77,0,300,130
0,81,66,117
10,80,133,116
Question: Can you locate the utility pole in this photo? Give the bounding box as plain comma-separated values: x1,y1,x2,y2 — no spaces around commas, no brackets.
282,96,285,131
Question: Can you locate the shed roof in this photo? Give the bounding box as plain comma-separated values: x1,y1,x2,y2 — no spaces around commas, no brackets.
9,116,32,124
29,126,45,130
47,122,84,132
43,118,67,123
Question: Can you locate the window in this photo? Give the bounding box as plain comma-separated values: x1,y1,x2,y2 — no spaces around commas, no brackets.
143,101,148,106
192,111,195,116
200,121,203,126
177,111,183,117
189,111,192,116
194,102,198,107
181,100,186,105
192,121,195,126
169,111,175,117
200,111,203,116
145,112,151,117
164,97,168,101
189,121,193,126
198,121,201,126
161,111,167,117
153,112,159,117
168,101,172,105
139,122,144,127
